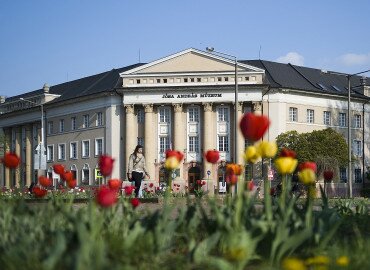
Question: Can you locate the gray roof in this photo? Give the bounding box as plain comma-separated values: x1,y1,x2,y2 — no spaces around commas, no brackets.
242,60,370,99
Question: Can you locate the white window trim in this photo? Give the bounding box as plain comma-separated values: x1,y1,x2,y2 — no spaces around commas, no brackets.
59,119,65,133
70,164,78,184
82,163,90,185
354,114,361,128
70,141,78,159
82,140,90,158
307,109,314,124
58,143,66,161
323,111,331,125
186,105,201,162
353,140,362,157
216,105,230,161
289,107,298,122
47,144,54,162
83,114,90,128
94,137,104,157
71,117,77,130
339,113,346,127
157,106,172,161
96,112,103,126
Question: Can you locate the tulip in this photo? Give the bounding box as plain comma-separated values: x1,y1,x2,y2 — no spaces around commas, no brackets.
123,185,135,196
336,256,349,267
39,176,52,188
239,112,270,141
247,181,255,191
279,148,296,158
53,164,65,175
1,152,20,168
205,150,220,163
108,179,122,190
96,185,118,208
99,155,115,177
32,187,47,198
131,198,140,208
298,161,317,173
256,141,277,158
323,170,334,182
61,171,73,182
165,150,184,162
226,164,242,175
149,183,154,188
226,174,238,185
274,157,298,174
298,168,316,185
66,179,77,189
244,146,260,164
164,156,180,170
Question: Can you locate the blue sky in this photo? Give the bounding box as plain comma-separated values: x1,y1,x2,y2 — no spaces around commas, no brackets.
1,0,370,97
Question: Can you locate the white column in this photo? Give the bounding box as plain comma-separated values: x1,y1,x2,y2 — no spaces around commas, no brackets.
144,104,155,179
15,127,21,187
173,103,184,180
125,104,136,178
4,128,10,187
25,124,32,187
202,103,214,178
236,102,244,165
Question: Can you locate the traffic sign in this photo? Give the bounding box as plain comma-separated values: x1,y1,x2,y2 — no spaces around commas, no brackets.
34,144,47,170
207,170,211,176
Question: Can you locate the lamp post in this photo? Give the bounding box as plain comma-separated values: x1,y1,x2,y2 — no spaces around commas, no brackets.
325,69,370,198
19,98,46,175
206,47,239,192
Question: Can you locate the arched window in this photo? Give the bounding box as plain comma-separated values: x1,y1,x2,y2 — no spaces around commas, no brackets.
82,164,90,185
70,164,78,183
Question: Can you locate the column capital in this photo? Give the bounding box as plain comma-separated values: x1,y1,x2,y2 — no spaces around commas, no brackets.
202,102,213,112
252,101,262,112
237,101,243,111
124,104,134,114
172,103,183,113
144,104,154,113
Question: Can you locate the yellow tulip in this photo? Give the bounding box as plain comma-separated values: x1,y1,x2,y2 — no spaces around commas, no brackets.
256,141,277,158
244,146,260,164
164,156,180,170
336,256,349,266
274,157,298,174
306,255,330,265
298,168,316,185
281,257,306,270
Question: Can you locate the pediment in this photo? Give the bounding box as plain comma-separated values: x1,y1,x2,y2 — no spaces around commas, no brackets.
120,48,264,76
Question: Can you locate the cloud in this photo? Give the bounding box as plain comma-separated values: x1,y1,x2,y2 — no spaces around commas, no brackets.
337,53,370,66
276,52,304,66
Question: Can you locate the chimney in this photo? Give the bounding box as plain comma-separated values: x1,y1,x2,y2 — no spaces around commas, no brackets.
359,76,370,97
0,96,5,103
43,83,50,93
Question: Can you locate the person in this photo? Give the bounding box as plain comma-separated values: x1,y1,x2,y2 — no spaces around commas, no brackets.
127,145,150,197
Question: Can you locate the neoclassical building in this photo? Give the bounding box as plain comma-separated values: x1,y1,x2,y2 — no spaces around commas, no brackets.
0,48,369,195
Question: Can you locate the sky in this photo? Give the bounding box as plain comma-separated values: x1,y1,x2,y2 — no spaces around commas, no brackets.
1,0,370,97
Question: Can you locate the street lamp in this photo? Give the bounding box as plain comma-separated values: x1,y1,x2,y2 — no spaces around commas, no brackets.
325,69,370,198
206,47,239,192
19,98,46,174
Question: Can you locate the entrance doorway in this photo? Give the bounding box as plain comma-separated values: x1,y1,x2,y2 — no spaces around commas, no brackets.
188,166,201,193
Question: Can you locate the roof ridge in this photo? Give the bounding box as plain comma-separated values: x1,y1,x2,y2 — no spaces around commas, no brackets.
259,60,282,87
288,63,320,90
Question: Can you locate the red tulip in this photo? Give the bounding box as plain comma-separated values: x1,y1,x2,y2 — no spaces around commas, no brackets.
149,183,154,188
108,179,122,190
61,171,73,182
32,187,47,198
279,148,296,158
123,185,135,196
131,198,140,208
66,179,77,189
298,162,317,173
323,170,334,182
1,152,20,169
39,176,52,188
205,150,220,163
53,164,65,175
99,155,115,177
239,112,270,141
226,174,238,185
196,179,202,186
201,180,206,186
96,185,118,208
165,150,184,162
247,181,255,191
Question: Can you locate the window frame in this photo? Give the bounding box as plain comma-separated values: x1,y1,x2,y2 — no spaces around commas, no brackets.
59,119,65,133
323,111,331,125
188,136,200,153
82,140,90,158
71,116,76,130
58,143,66,161
307,109,314,124
96,112,103,126
289,107,298,122
218,135,229,152
70,141,78,159
354,114,361,128
47,145,54,162
95,138,104,157
339,112,346,127
83,114,90,128
47,121,54,134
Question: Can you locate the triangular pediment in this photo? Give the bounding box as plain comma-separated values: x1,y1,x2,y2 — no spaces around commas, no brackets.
120,48,264,76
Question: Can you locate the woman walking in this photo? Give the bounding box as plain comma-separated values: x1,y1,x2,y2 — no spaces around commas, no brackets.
127,145,150,197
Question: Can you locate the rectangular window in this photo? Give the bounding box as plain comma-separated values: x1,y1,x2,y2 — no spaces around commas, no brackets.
218,136,229,152
59,119,65,133
289,107,298,122
47,121,53,134
137,137,144,146
354,168,362,183
47,145,54,162
353,140,362,156
95,138,103,156
70,142,77,159
307,109,314,123
83,115,89,128
354,114,361,128
189,136,199,152
323,111,331,125
218,107,229,122
159,137,170,153
159,108,170,123
58,144,66,160
71,117,76,130
340,167,347,183
188,107,200,122
339,113,346,127
82,140,90,158
96,112,103,126
137,109,144,123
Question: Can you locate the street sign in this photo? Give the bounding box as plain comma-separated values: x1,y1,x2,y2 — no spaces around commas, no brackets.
219,182,226,193
34,144,47,170
207,170,211,176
